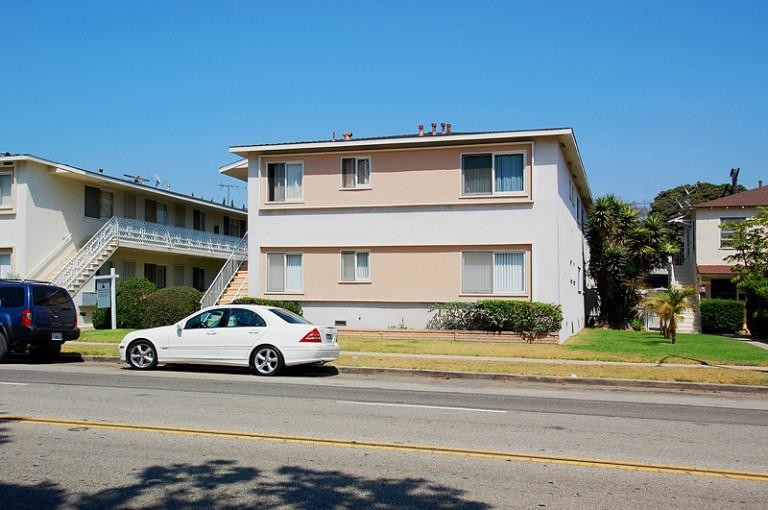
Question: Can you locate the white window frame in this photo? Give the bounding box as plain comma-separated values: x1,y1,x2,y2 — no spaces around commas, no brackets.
460,250,527,295
339,250,371,283
720,217,746,249
0,248,13,278
0,168,15,211
339,156,372,190
266,160,304,203
266,252,304,293
460,151,527,197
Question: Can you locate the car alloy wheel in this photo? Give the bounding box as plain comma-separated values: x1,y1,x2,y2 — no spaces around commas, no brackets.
253,346,283,376
128,341,157,370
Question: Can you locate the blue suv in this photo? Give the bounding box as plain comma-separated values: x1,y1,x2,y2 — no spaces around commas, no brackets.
0,280,80,361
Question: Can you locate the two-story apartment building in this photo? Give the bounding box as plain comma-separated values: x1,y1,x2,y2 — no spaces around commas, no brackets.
219,127,591,341
0,153,247,323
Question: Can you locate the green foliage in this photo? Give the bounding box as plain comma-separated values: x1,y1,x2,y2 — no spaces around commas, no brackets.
428,300,563,342
143,287,203,328
93,277,157,329
630,318,644,331
700,299,745,335
587,195,677,329
642,286,695,343
231,296,303,316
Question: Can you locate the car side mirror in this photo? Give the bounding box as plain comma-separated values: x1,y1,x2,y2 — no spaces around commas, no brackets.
176,322,183,334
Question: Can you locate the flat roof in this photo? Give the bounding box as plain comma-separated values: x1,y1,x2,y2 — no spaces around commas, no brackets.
1,153,247,215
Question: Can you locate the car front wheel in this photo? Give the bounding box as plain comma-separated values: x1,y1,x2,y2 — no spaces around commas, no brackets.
127,340,158,370
252,345,284,376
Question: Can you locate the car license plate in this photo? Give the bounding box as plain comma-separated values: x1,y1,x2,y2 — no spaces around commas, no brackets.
325,334,333,343
52,332,63,341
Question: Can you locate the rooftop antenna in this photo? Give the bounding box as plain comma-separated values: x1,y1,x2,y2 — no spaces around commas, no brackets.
153,173,167,188
219,182,244,204
729,167,740,195
123,173,150,185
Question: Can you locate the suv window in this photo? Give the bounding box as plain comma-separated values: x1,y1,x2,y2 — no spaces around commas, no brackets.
226,309,267,328
185,309,226,329
0,287,25,307
32,286,72,308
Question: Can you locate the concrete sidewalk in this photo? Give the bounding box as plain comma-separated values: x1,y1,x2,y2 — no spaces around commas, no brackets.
72,342,768,372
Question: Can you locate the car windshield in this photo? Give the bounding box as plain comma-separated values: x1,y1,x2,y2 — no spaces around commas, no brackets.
269,308,311,325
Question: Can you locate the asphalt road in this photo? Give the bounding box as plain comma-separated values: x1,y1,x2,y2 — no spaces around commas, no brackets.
1,358,767,509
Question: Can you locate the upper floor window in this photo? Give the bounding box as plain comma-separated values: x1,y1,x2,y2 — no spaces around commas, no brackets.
720,217,745,248
193,209,206,231
267,162,303,202
223,216,247,237
462,153,524,196
0,170,14,209
175,204,186,228
84,185,113,219
341,157,371,189
341,251,370,282
267,253,303,292
145,199,167,224
462,251,526,294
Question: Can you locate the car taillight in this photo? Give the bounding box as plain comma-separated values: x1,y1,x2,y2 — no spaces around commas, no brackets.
299,328,321,343
22,309,33,328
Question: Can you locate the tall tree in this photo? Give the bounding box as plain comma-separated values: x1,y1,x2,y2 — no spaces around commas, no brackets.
588,195,677,328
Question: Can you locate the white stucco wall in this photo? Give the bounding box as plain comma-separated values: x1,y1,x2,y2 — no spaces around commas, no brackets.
694,207,759,266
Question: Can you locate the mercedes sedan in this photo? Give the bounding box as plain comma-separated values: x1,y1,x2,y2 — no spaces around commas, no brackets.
118,305,339,376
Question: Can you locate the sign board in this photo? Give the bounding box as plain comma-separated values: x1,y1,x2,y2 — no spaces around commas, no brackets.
96,280,111,308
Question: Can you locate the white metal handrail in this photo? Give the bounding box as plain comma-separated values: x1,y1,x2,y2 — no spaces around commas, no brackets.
52,216,246,292
200,232,248,309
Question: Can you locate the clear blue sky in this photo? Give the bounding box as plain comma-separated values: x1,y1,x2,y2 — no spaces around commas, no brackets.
1,0,766,207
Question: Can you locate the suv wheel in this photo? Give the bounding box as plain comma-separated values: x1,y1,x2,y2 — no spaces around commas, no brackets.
0,332,8,362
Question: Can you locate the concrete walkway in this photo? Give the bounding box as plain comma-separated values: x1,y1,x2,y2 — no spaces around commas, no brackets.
72,342,768,372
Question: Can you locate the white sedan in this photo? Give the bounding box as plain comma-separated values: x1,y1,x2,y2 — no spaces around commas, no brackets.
118,305,339,376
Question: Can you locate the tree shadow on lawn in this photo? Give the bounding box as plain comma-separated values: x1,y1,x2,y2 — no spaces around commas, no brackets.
0,459,491,510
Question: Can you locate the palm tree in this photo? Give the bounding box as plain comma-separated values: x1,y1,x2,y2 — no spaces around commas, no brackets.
643,286,695,344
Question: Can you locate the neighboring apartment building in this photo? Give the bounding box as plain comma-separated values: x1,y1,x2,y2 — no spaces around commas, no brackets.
219,127,591,342
0,153,247,323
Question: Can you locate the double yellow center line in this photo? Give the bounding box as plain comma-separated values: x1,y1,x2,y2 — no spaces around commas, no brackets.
2,415,767,483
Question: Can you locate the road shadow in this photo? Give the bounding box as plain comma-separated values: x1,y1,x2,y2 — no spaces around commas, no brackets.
154,363,340,378
0,460,490,509
3,353,85,365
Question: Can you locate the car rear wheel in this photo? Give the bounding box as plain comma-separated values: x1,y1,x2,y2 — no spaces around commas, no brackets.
127,340,158,370
252,345,284,376
0,332,8,362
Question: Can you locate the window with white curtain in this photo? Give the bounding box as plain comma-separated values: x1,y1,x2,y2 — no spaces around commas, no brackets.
462,153,524,196
267,253,303,292
341,157,371,189
0,251,12,278
267,162,303,202
341,251,370,281
462,251,525,294
0,171,14,209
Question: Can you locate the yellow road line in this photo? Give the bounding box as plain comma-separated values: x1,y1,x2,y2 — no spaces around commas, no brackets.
3,415,767,483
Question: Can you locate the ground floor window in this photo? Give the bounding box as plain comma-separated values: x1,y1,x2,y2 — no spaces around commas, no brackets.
462,251,525,294
341,251,370,282
267,253,303,292
0,250,12,278
144,263,167,288
710,278,740,300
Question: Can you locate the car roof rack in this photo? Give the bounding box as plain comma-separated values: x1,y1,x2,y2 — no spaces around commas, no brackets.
0,278,55,285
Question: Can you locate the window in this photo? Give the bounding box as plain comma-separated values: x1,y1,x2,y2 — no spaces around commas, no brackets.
185,309,226,329
123,194,136,219
175,204,186,227
720,217,745,248
144,263,167,288
340,251,370,281
193,209,206,231
192,267,205,291
341,157,371,189
223,217,247,237
0,286,24,307
267,253,303,292
32,286,72,307
84,186,113,219
0,170,14,209
267,162,303,202
145,200,167,224
270,307,310,324
226,309,267,328
0,251,11,278
462,153,524,196
462,251,525,294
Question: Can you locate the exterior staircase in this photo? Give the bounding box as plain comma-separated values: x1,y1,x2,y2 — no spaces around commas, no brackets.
671,261,701,334
217,263,249,305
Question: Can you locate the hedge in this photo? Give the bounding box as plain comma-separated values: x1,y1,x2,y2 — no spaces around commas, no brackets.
428,300,563,342
231,296,303,316
143,286,203,328
700,298,745,335
93,277,157,329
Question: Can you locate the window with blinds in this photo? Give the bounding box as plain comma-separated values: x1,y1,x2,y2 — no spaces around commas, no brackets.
462,153,525,196
462,251,525,294
267,162,303,202
267,253,303,292
341,157,371,189
341,251,370,281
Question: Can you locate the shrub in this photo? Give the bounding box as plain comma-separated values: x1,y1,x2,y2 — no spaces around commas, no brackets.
231,296,303,316
428,300,563,342
749,308,768,338
92,277,157,329
700,298,745,334
630,318,644,331
143,286,203,328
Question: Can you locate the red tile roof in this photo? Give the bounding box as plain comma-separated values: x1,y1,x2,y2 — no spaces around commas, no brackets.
694,186,768,208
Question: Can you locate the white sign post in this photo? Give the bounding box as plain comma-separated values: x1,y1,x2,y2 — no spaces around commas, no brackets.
94,268,119,330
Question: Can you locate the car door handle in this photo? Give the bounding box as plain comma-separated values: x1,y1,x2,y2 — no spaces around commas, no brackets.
206,332,217,336
248,331,260,334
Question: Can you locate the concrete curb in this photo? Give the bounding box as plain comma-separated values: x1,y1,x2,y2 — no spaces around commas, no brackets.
65,354,768,394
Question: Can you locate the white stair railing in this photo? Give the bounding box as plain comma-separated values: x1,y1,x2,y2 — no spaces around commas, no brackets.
52,218,118,290
200,232,248,309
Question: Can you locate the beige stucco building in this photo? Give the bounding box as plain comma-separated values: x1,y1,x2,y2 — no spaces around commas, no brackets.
219,127,592,341
0,153,247,324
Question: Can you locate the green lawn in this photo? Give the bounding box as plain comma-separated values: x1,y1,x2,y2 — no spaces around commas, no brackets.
76,329,134,343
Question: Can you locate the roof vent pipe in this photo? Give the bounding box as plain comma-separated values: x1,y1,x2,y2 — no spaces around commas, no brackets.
342,132,353,140
418,124,424,136
446,123,452,134
431,123,437,136
440,123,446,135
